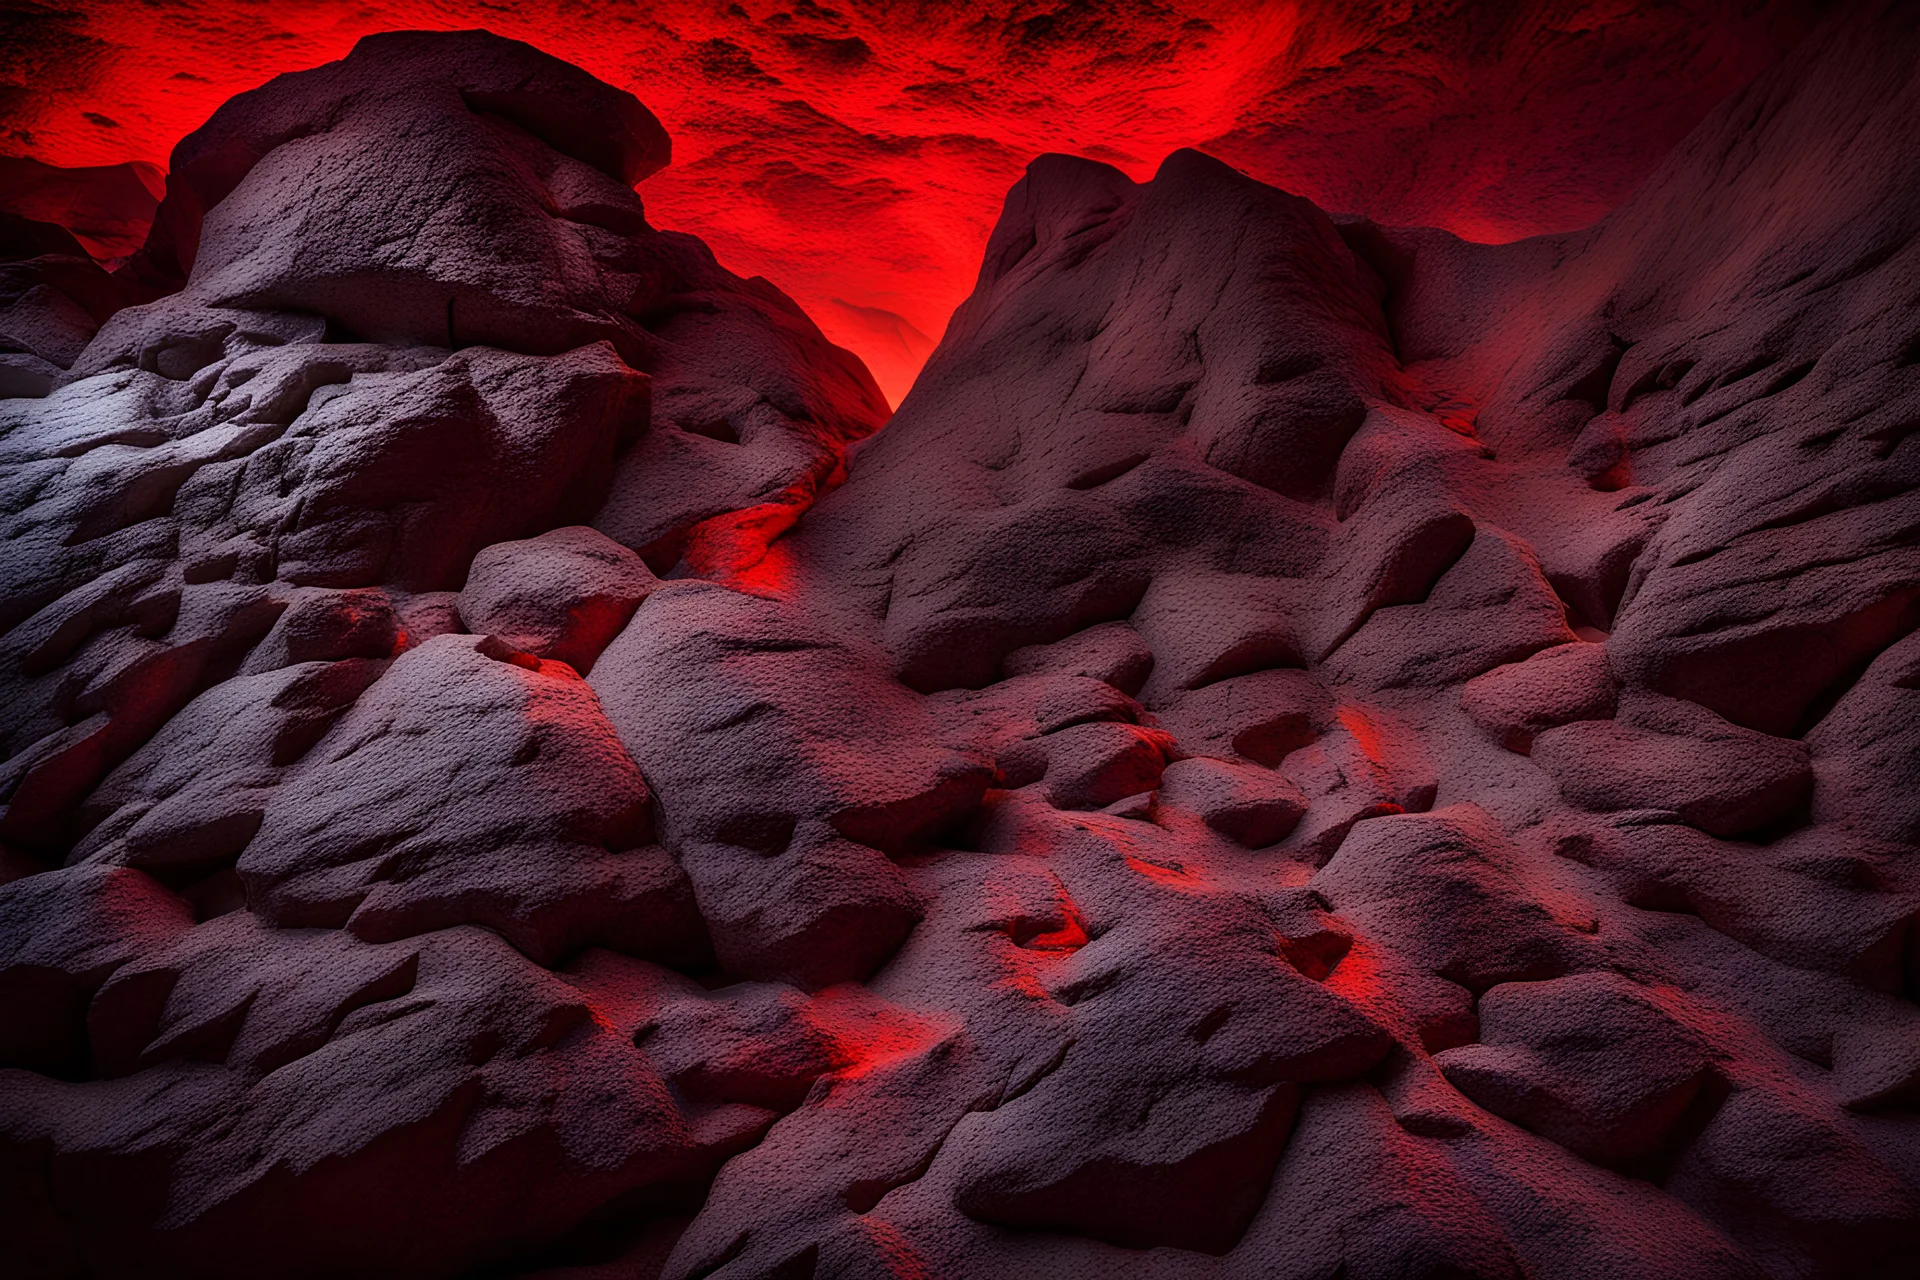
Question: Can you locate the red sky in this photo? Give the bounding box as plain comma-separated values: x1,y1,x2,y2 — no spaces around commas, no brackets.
1,1,1821,405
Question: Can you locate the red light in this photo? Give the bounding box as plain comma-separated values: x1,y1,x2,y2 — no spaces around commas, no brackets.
2,3,1815,405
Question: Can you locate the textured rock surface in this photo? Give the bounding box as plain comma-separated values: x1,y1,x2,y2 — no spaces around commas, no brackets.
2,9,1918,1279
1,0,1825,405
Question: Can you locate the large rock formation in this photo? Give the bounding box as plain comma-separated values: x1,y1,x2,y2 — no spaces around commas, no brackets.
0,0,1825,408
2,8,1917,1279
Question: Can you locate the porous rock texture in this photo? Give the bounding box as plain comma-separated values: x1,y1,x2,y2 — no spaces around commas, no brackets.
2,9,1919,1279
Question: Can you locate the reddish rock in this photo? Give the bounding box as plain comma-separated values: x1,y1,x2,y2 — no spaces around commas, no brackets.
1312,806,1601,993
457,525,655,675
1533,693,1813,837
1158,755,1309,848
1434,972,1714,1167
1001,619,1154,695
1032,720,1173,811
1463,640,1618,752
1,9,1918,1278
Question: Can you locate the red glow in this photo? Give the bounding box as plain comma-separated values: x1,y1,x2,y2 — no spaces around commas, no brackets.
805,986,949,1083
1319,936,1396,1017
1336,706,1389,763
686,504,804,596
1125,854,1203,887
2,2,1817,404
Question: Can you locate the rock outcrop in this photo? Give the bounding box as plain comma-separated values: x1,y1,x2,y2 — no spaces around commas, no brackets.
2,8,1918,1279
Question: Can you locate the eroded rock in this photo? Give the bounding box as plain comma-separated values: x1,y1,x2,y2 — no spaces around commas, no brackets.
2,10,1919,1278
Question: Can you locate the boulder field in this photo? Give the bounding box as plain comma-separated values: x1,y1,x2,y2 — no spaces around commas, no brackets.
2,9,1918,1278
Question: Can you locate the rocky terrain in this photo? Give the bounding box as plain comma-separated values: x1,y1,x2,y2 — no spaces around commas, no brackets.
3,0,1824,404
2,6,1918,1278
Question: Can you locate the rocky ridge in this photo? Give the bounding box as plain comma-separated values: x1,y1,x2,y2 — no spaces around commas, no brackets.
1,9,1917,1279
